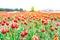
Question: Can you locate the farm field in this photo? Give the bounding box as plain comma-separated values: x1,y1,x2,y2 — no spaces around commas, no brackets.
0,12,60,40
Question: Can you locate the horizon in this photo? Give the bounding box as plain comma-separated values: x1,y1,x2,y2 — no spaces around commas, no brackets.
0,0,60,11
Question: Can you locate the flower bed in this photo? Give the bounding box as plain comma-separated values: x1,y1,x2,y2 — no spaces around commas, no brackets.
0,12,60,40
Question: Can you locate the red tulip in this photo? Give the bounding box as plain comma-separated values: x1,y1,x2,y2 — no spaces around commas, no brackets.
56,23,59,26
1,22,5,26
23,21,27,25
3,20,6,23
11,24,18,28
54,17,57,21
17,17,21,20
15,24,18,28
42,28,45,32
21,16,25,19
56,22,60,26
11,24,16,28
51,17,57,21
2,28,7,34
24,30,28,35
50,27,54,32
43,21,48,25
13,19,18,22
6,22,9,26
20,32,25,37
42,19,45,23
7,16,10,19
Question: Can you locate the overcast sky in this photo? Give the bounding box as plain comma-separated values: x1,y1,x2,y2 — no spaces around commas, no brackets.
0,0,60,10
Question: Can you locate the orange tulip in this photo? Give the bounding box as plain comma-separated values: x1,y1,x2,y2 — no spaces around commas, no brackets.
32,35,39,40
54,35,58,40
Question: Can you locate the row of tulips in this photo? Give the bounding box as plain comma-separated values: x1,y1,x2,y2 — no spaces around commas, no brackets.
0,15,60,40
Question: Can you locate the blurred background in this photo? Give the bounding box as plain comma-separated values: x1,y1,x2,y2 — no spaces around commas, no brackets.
0,0,60,12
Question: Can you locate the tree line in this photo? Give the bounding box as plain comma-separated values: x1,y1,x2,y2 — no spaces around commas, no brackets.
0,8,24,12
0,6,38,12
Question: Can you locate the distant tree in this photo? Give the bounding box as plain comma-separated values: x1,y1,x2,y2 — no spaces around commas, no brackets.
14,8,19,11
5,8,14,12
0,8,5,11
30,6,35,12
0,8,24,12
20,8,23,12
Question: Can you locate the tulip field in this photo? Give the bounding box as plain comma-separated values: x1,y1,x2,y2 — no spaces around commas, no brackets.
0,12,60,40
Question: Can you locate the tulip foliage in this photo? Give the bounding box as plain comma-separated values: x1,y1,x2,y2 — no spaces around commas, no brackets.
0,15,60,40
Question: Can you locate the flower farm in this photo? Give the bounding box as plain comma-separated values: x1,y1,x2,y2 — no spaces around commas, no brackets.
0,12,60,40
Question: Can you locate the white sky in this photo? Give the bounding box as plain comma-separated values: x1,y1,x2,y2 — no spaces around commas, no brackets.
0,0,60,11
